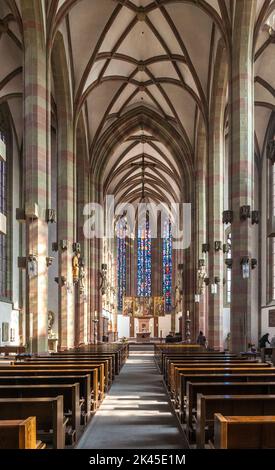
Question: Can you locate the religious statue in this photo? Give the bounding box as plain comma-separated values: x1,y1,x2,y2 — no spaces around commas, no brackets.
72,252,80,284
48,310,55,337
79,259,86,293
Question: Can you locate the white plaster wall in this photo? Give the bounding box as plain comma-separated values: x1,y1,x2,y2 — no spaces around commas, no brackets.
261,307,275,340
0,132,21,346
117,314,130,338
158,314,172,338
0,302,20,346
223,307,230,348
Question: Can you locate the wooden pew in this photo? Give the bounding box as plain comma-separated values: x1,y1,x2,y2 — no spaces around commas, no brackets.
0,368,98,410
0,383,81,443
167,360,263,387
172,365,275,400
178,372,275,412
0,417,45,449
196,394,275,449
0,396,66,449
185,381,275,432
213,414,275,449
0,374,91,422
4,361,106,398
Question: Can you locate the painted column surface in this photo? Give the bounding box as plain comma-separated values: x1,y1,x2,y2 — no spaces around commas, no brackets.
230,0,256,353
22,0,48,353
208,41,227,350
195,117,207,337
52,33,75,350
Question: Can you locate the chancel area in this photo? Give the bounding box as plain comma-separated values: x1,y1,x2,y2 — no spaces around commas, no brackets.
1,0,275,451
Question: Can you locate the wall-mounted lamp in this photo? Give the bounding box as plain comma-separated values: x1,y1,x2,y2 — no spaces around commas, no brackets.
240,256,250,279
225,258,233,269
194,294,200,303
214,241,222,252
222,210,233,224
27,255,38,278
202,243,210,253
252,211,260,225
251,258,257,270
240,205,251,221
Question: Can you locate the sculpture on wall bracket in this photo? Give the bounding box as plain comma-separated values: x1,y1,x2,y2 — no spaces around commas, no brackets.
72,252,80,285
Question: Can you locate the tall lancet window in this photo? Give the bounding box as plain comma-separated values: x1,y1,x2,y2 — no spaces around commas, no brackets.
137,214,152,296
163,219,172,311
0,130,8,299
117,218,127,312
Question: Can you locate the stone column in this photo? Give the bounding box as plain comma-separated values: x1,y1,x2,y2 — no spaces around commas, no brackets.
22,0,48,353
230,0,256,353
52,33,75,350
195,117,207,336
75,116,89,346
208,41,228,350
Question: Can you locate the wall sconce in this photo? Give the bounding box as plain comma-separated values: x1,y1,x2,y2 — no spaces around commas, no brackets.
225,258,233,269
240,205,251,221
223,243,229,254
72,242,81,253
198,259,205,268
16,208,26,223
202,243,210,253
54,276,67,286
46,256,54,267
210,283,218,295
251,258,257,269
27,255,38,278
252,211,260,225
214,276,220,284
204,277,210,286
52,242,58,252
45,209,56,224
222,210,233,224
59,240,68,251
214,241,222,252
240,256,250,279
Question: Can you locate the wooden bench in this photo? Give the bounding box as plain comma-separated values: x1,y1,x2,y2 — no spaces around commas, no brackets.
178,372,275,411
213,414,275,449
172,366,275,400
4,361,106,398
0,374,91,422
0,396,66,449
0,417,45,449
196,394,275,449
185,381,275,431
0,383,81,443
0,367,99,409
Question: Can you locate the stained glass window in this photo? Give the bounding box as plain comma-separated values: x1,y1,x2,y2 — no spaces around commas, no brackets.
117,218,127,311
0,131,8,299
163,219,172,311
137,214,151,296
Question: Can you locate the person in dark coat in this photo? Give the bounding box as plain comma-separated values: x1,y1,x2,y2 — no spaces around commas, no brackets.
259,333,270,349
197,331,207,347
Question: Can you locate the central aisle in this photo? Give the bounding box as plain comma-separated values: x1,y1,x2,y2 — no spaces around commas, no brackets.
76,345,186,449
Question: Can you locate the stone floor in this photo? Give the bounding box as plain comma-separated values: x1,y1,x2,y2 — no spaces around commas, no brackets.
76,346,186,449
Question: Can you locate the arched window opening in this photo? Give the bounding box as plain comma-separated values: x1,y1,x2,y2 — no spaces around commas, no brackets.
163,219,172,311
117,217,127,312
137,213,151,297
